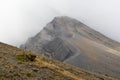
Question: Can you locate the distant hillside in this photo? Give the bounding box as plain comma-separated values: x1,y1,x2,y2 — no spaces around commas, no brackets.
0,42,115,80
21,16,120,79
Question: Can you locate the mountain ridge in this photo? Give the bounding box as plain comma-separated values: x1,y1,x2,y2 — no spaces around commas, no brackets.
21,16,120,79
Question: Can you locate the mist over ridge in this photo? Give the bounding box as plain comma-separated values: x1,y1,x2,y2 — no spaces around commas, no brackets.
0,0,120,46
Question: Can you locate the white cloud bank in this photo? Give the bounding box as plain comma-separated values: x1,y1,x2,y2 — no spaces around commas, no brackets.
0,0,120,46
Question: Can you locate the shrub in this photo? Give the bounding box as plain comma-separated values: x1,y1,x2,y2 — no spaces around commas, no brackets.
16,53,36,62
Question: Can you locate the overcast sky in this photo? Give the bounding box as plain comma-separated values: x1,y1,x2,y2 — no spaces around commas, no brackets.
0,0,120,46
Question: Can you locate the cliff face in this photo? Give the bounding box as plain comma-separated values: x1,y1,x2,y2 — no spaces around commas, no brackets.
21,16,120,79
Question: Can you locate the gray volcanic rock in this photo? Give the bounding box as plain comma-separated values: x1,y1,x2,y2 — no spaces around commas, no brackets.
21,16,120,79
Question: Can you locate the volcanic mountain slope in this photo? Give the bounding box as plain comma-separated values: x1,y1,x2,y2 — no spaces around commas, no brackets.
0,42,114,80
21,16,120,79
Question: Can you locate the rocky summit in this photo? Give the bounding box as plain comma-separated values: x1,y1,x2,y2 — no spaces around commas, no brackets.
21,16,120,79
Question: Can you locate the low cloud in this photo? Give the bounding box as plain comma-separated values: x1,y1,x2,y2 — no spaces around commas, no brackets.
0,0,120,46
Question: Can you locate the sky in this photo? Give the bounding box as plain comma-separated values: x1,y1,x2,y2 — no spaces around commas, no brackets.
0,0,120,46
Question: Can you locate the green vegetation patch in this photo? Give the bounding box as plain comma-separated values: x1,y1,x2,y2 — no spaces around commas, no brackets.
26,72,35,77
16,53,36,62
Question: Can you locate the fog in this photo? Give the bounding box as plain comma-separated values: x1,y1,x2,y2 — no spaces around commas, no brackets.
0,0,120,46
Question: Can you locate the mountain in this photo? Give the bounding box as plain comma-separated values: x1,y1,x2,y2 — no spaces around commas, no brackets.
21,16,120,79
0,42,114,80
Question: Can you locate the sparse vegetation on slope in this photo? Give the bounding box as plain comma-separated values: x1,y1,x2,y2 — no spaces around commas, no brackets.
0,42,115,80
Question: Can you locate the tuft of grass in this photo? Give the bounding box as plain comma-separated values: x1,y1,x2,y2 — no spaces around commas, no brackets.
26,72,35,77
17,61,23,64
16,53,36,62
